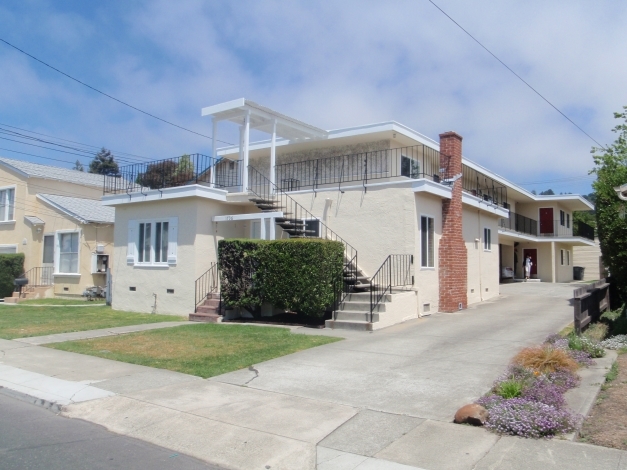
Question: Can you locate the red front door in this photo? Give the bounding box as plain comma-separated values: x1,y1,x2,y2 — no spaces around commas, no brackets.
523,249,538,276
539,208,554,235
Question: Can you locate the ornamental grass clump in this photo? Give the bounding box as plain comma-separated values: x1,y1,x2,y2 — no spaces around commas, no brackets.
495,379,524,399
485,398,580,438
512,345,579,374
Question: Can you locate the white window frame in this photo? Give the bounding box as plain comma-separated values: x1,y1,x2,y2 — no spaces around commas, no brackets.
483,227,492,251
567,250,571,266
566,213,570,229
420,214,435,269
560,210,565,227
0,185,16,223
54,229,81,275
0,244,18,254
128,218,178,267
560,249,565,266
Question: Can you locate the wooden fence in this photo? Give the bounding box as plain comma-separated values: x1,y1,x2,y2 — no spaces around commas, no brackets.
573,279,610,334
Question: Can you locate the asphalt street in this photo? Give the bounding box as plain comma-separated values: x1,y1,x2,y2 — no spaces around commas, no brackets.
0,392,222,470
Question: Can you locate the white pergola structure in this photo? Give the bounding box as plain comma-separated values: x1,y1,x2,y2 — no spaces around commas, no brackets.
201,98,328,190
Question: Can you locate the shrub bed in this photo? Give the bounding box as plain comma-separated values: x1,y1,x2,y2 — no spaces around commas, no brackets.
218,238,344,317
475,334,605,438
0,253,25,298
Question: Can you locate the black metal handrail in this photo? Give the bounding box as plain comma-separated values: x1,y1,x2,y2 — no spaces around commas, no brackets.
247,166,358,315
462,164,508,207
103,154,242,194
195,262,220,313
499,212,538,237
15,266,53,290
274,144,443,192
369,254,413,322
574,221,595,241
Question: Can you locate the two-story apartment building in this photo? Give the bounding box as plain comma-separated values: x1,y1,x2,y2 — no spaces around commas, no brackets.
102,99,594,330
0,157,114,299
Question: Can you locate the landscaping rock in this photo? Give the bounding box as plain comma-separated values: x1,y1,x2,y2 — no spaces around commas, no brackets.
454,404,488,426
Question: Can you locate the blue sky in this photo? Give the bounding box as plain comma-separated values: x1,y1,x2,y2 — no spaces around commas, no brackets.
1,0,626,196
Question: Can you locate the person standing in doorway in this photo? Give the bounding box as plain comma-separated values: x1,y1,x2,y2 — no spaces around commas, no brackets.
525,255,533,281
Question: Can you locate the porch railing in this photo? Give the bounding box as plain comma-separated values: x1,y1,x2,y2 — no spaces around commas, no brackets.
16,266,53,289
274,144,444,192
369,255,413,322
574,221,595,240
103,154,242,195
195,262,220,313
247,166,358,314
498,212,538,237
462,164,508,207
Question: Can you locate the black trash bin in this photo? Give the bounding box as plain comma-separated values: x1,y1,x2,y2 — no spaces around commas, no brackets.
573,266,585,281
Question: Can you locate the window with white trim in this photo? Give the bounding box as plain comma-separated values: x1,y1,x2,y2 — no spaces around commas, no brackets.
560,249,565,266
0,187,15,222
484,227,492,251
139,221,169,264
0,245,17,254
560,210,565,227
420,216,434,268
567,250,570,266
58,232,79,273
567,213,570,229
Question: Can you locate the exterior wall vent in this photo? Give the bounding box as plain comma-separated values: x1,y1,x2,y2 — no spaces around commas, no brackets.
129,286,136,291
423,303,431,313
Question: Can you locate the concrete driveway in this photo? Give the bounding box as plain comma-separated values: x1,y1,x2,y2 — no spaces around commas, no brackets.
212,282,576,421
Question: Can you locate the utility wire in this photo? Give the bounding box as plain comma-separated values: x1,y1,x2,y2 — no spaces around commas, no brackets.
426,0,606,149
0,37,234,146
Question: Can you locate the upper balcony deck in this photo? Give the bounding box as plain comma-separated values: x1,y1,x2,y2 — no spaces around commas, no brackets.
104,147,508,209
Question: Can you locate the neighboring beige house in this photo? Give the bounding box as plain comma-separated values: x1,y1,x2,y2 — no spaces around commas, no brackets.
102,99,594,330
0,157,114,299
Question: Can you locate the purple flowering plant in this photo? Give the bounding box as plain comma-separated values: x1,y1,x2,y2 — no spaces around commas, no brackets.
473,333,597,438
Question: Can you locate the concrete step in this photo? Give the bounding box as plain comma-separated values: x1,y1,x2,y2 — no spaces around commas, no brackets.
196,305,220,314
3,297,18,304
189,312,222,323
339,301,386,312
325,319,373,331
343,292,391,302
200,299,220,308
333,311,380,322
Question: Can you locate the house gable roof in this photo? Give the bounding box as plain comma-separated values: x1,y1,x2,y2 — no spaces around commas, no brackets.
0,157,105,188
37,193,114,224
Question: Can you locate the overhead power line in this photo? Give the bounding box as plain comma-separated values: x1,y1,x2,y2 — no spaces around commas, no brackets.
426,0,606,149
0,37,234,146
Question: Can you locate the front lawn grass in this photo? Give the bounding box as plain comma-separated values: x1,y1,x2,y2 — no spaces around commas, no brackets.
47,324,342,378
0,304,182,339
17,298,106,305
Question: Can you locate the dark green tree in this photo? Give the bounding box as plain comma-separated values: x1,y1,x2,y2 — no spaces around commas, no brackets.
592,106,627,297
72,160,84,172
89,148,119,175
540,189,555,195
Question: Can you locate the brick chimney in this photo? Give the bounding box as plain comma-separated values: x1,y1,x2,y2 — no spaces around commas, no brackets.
438,131,468,312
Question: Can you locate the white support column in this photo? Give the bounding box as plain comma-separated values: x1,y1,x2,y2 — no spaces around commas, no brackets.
210,118,217,187
269,218,276,240
551,241,556,283
270,118,277,187
242,111,251,192
260,217,266,240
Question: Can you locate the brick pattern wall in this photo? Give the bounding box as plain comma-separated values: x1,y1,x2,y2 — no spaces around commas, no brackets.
438,131,468,312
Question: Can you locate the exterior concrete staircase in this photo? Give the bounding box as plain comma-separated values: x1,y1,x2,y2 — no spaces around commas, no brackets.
3,286,52,303
189,293,222,322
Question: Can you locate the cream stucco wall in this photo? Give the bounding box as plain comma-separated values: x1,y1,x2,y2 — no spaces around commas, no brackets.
0,166,113,296
111,197,255,316
463,207,500,304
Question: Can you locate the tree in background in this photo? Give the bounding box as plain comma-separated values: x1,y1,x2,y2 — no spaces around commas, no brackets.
539,189,555,195
574,192,596,232
89,148,119,175
592,106,627,297
72,160,84,172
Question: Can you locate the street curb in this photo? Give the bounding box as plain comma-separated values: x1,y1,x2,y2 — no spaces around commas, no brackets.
563,350,618,441
0,385,63,414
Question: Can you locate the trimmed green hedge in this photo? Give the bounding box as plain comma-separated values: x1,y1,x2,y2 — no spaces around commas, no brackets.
0,253,25,298
218,239,344,317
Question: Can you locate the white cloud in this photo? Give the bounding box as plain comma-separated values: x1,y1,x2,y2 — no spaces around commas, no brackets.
1,0,626,194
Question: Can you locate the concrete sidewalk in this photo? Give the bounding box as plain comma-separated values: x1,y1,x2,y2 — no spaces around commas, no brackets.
1,283,625,469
